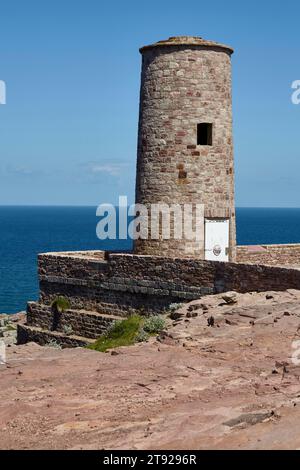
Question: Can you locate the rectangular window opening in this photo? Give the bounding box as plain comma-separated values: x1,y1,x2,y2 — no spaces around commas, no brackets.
197,123,213,146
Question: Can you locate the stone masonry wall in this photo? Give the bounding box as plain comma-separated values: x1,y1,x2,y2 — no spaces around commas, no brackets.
134,41,236,260
39,252,211,316
26,302,119,339
38,251,300,317
237,244,300,267
17,324,92,348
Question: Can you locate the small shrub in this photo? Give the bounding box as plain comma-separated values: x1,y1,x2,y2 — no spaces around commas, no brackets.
169,303,184,312
135,328,149,343
106,320,117,334
143,315,165,334
47,339,62,349
62,325,73,336
51,296,70,314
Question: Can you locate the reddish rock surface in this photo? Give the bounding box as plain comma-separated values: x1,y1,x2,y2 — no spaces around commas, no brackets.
1,290,300,450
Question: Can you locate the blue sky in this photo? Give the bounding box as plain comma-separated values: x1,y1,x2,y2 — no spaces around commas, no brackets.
0,0,299,206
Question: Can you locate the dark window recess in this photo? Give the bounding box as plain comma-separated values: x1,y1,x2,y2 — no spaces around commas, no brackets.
178,169,187,179
197,123,213,146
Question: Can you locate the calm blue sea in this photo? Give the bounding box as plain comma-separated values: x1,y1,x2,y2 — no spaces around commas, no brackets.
1,206,300,313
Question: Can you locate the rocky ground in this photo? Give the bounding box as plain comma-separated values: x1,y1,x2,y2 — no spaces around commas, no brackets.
1,290,300,450
0,312,25,346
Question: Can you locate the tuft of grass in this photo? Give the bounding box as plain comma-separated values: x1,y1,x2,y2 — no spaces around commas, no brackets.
51,296,70,314
88,315,143,352
88,314,167,353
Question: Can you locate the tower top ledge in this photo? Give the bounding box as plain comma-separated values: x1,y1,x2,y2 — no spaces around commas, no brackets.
139,36,234,55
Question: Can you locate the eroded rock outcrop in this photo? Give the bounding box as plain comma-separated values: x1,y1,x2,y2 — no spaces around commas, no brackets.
1,291,300,449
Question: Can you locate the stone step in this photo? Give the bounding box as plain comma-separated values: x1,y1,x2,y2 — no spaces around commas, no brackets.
70,309,124,321
17,323,95,348
27,302,124,339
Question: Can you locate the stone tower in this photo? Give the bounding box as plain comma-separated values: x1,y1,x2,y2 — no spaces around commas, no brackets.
134,36,236,262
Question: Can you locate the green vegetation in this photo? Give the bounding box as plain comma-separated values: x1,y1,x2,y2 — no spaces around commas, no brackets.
47,339,62,349
135,328,149,343
88,315,143,352
143,315,165,334
62,325,73,336
88,314,166,353
168,302,184,312
51,296,70,314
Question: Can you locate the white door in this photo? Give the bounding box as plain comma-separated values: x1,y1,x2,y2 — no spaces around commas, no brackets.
205,219,229,262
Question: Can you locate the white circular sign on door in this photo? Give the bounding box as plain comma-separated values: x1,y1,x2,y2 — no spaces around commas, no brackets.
213,244,222,257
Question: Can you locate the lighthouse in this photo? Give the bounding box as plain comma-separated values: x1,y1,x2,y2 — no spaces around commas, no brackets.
134,36,236,261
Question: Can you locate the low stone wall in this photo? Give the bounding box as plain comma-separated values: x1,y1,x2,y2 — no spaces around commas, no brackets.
237,244,300,267
19,249,300,348
27,302,119,339
37,251,300,316
17,323,93,348
38,250,108,280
